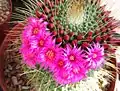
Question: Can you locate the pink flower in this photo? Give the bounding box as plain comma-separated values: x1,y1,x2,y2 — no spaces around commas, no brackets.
22,17,48,39
20,47,37,68
20,16,106,85
86,43,104,69
53,66,87,85
20,36,37,68
70,65,87,83
64,45,88,83
20,37,31,49
64,44,87,67
20,17,51,68
53,68,72,85
53,44,88,85
37,42,63,69
51,56,66,73
20,30,55,68
30,31,53,51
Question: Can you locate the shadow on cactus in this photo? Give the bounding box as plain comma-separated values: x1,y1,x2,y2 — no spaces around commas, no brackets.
7,0,120,91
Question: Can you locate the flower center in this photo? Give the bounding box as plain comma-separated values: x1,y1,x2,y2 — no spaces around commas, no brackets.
58,60,64,67
45,49,55,60
33,28,39,35
38,39,44,47
93,53,97,58
69,55,75,61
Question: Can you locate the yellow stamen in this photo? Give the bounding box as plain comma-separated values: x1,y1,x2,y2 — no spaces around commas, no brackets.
69,55,75,61
93,53,97,58
33,28,39,35
58,60,64,67
46,50,55,60
39,40,44,46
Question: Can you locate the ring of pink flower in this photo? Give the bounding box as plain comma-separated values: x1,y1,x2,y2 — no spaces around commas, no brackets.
20,17,105,85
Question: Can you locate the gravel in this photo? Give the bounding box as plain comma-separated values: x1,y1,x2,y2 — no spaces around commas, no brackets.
12,76,18,86
4,48,34,91
0,0,10,25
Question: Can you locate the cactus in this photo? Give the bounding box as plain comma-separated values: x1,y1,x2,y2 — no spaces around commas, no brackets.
16,0,118,49
9,0,119,91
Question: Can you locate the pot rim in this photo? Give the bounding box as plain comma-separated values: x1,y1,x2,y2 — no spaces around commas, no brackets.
0,23,24,91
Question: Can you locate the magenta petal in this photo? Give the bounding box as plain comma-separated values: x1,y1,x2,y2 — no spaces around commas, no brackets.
22,17,48,39
52,44,88,85
86,43,105,69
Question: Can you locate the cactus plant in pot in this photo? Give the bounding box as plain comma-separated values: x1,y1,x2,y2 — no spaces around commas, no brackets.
1,0,120,91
